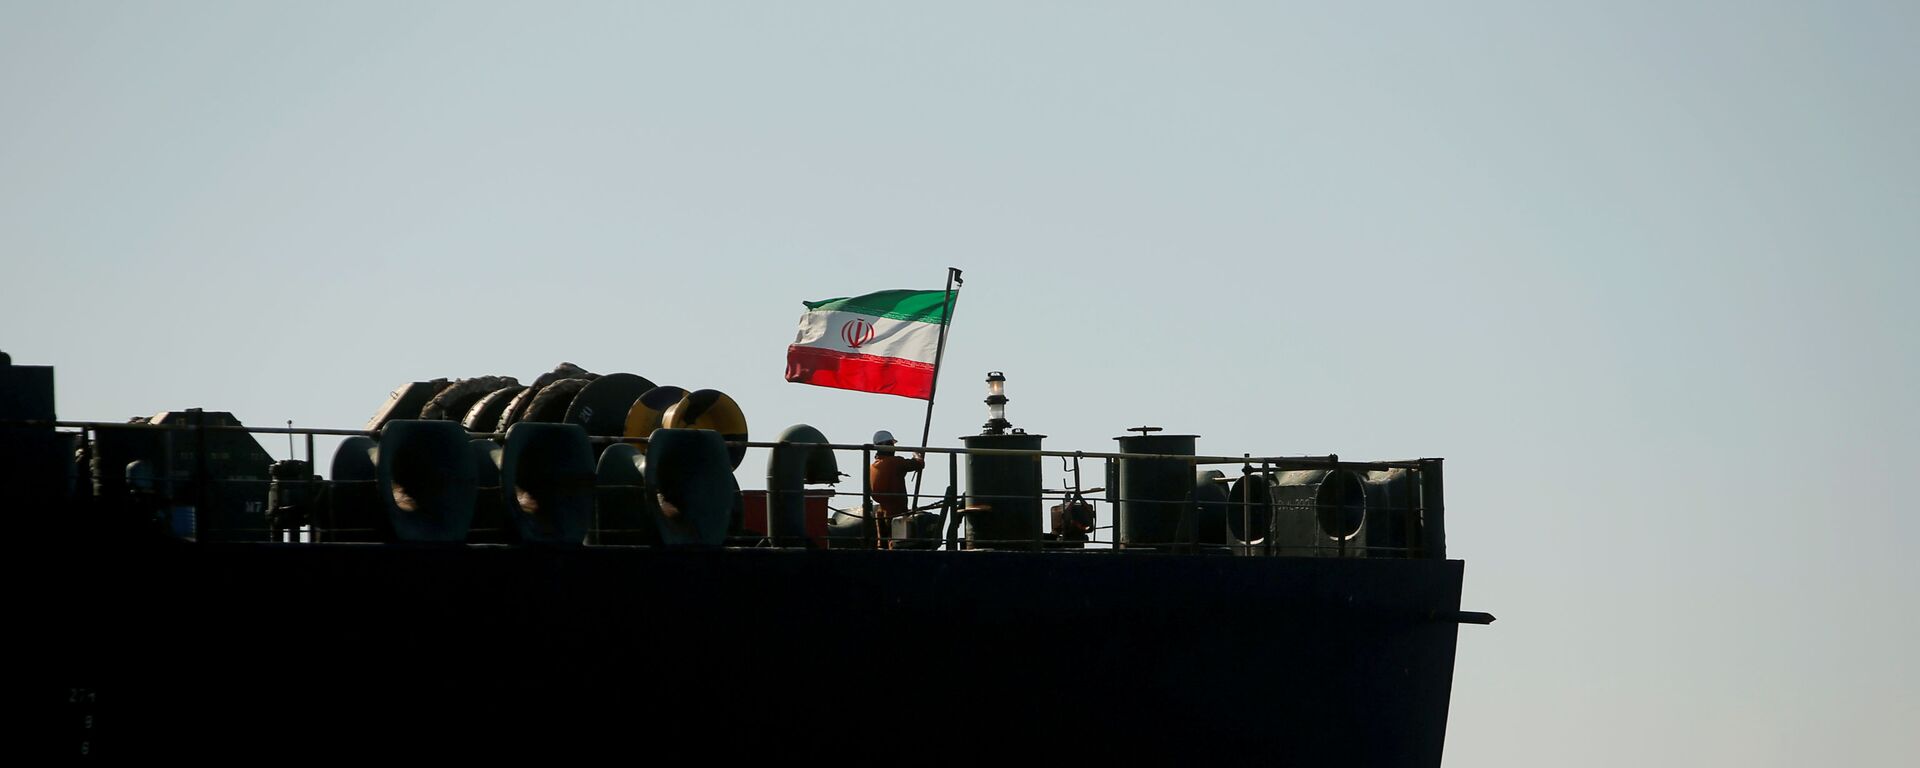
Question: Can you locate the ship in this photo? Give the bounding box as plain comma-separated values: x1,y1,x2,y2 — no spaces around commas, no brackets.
7,352,1491,764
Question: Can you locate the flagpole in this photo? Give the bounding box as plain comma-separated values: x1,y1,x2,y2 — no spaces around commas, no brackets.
910,267,963,522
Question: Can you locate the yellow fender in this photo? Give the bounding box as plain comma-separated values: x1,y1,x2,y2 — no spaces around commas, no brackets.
661,389,749,469
623,385,688,444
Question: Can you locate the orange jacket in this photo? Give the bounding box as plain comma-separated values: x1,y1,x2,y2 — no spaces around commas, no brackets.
868,454,924,517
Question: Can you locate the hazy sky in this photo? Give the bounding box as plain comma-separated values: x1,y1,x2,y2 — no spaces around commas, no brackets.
3,2,1915,764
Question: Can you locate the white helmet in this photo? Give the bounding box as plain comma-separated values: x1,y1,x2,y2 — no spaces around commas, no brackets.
872,430,897,445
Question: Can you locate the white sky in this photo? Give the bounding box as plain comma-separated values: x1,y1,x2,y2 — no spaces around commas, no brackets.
3,2,1915,764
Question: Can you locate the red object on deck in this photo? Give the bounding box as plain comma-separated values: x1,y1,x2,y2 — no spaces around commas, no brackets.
738,490,834,548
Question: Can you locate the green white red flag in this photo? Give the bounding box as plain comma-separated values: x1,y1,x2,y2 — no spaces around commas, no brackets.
785,288,956,400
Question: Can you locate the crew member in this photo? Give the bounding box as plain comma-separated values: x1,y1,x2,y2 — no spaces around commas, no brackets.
868,430,924,549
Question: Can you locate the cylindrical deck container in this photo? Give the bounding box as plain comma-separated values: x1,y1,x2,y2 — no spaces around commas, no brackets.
960,432,1045,550
1113,433,1196,551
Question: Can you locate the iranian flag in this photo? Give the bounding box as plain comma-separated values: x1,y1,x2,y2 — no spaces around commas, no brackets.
785,288,955,400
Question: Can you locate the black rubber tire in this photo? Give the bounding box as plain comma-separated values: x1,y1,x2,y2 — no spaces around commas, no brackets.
531,362,597,389
463,386,526,432
522,377,591,424
420,376,518,421
496,386,543,433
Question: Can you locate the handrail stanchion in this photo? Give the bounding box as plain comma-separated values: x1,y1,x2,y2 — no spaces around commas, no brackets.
1244,458,1259,556
1104,457,1116,550
861,444,874,549
1402,467,1417,560
1419,458,1445,560
1336,453,1351,556
948,450,960,551
1034,477,1043,551
304,431,317,544
1261,461,1273,557
1185,456,1198,554
77,425,91,500
763,440,775,547
192,408,208,541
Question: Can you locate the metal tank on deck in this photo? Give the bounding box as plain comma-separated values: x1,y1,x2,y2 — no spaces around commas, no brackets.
1112,428,1197,552
960,431,1044,550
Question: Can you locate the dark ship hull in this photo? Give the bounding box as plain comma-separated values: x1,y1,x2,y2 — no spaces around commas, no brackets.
44,540,1466,763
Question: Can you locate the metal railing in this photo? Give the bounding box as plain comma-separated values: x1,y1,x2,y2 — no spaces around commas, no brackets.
14,418,1445,559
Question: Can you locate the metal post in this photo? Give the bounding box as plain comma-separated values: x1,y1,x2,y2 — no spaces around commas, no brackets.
769,440,784,548
1258,461,1270,556
1336,478,1346,559
1402,468,1417,559
305,431,316,543
1033,482,1044,551
1244,456,1259,556
862,445,875,549
1419,458,1446,559
78,426,92,498
910,267,962,516
947,450,959,550
192,408,208,541
1184,456,1198,554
